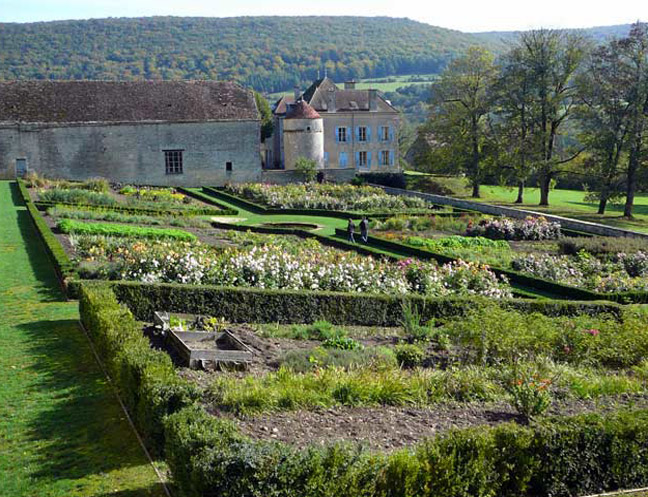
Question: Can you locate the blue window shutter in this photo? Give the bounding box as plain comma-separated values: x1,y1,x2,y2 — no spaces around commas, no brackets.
355,127,360,141
367,126,372,142
368,152,372,167
335,127,339,143
347,127,352,142
340,152,346,166
389,150,395,166
389,126,394,142
324,152,329,165
355,151,360,166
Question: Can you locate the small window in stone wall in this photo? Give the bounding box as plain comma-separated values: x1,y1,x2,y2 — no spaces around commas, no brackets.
226,161,233,172
164,150,183,175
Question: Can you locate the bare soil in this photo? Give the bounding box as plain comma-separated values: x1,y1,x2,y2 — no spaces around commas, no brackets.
235,394,648,451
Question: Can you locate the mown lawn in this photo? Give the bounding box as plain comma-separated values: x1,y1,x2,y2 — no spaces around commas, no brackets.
0,181,165,497
404,173,648,233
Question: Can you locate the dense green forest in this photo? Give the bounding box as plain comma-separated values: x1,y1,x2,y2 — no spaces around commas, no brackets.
0,16,495,93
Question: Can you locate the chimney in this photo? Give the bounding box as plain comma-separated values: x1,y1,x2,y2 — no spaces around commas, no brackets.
368,89,378,111
293,86,301,101
344,80,356,90
326,88,336,113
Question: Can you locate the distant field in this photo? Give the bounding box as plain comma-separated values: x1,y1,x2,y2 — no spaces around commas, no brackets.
267,73,437,100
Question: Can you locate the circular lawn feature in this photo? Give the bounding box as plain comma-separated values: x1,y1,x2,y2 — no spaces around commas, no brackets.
257,222,320,231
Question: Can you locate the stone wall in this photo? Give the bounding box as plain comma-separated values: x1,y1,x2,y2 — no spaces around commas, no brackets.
0,120,261,187
261,168,356,184
378,185,648,239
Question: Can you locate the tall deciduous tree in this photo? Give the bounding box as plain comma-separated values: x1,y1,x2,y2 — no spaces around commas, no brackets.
493,46,538,204
576,38,633,214
516,30,586,206
427,46,497,198
621,23,648,218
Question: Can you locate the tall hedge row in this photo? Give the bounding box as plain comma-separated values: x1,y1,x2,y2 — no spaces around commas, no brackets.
71,279,623,324
78,284,199,454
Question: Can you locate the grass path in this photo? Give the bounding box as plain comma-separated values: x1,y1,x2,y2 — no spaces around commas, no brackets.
0,181,164,497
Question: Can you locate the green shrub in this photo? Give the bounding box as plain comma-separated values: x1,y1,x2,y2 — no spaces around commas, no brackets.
394,344,425,368
503,363,552,422
58,219,197,241
323,336,363,350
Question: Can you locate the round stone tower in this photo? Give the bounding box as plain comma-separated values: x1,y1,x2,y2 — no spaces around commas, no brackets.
282,99,324,171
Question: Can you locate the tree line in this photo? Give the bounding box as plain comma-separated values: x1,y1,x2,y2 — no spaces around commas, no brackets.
420,23,648,218
0,16,485,93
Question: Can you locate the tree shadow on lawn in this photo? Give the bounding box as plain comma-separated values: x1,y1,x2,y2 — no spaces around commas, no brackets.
18,318,158,489
92,485,168,497
12,192,64,302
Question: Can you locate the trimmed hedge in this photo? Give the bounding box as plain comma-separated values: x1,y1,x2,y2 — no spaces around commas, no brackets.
16,180,77,287
34,200,224,217
175,187,238,215
164,404,648,497
58,218,197,241
203,186,442,219
78,284,199,454
69,279,623,325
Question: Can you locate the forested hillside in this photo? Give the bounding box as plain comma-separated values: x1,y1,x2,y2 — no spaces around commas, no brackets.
0,16,491,93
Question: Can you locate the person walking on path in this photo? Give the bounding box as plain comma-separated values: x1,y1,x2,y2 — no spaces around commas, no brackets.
360,216,369,243
347,218,356,243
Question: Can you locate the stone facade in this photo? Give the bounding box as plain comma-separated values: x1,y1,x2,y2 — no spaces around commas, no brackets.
0,120,261,186
271,78,401,174
0,80,261,186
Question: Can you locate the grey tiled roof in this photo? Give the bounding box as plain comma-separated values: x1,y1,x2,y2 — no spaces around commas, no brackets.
273,77,397,115
0,80,259,124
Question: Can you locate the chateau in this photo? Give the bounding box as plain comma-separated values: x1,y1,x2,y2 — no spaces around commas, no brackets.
0,78,400,185
267,77,401,177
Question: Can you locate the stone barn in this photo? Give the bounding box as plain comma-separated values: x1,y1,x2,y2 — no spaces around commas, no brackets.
0,80,261,186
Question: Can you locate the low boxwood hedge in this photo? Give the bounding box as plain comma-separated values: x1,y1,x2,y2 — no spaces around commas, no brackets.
69,279,622,325
17,180,77,288
79,284,199,454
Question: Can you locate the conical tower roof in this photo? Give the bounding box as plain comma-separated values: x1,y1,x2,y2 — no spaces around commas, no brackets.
285,99,321,120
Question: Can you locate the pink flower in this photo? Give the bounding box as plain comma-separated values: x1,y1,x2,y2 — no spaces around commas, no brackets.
584,328,600,337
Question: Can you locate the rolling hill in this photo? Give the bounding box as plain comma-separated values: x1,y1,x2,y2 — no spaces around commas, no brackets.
0,16,496,93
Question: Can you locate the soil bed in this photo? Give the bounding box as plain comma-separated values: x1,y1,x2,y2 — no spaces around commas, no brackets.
234,394,648,451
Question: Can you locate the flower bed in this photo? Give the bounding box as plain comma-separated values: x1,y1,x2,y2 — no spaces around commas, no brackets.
467,216,561,241
224,182,429,211
511,251,648,293
71,234,511,298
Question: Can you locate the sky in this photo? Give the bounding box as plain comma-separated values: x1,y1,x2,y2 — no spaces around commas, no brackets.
0,0,645,32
